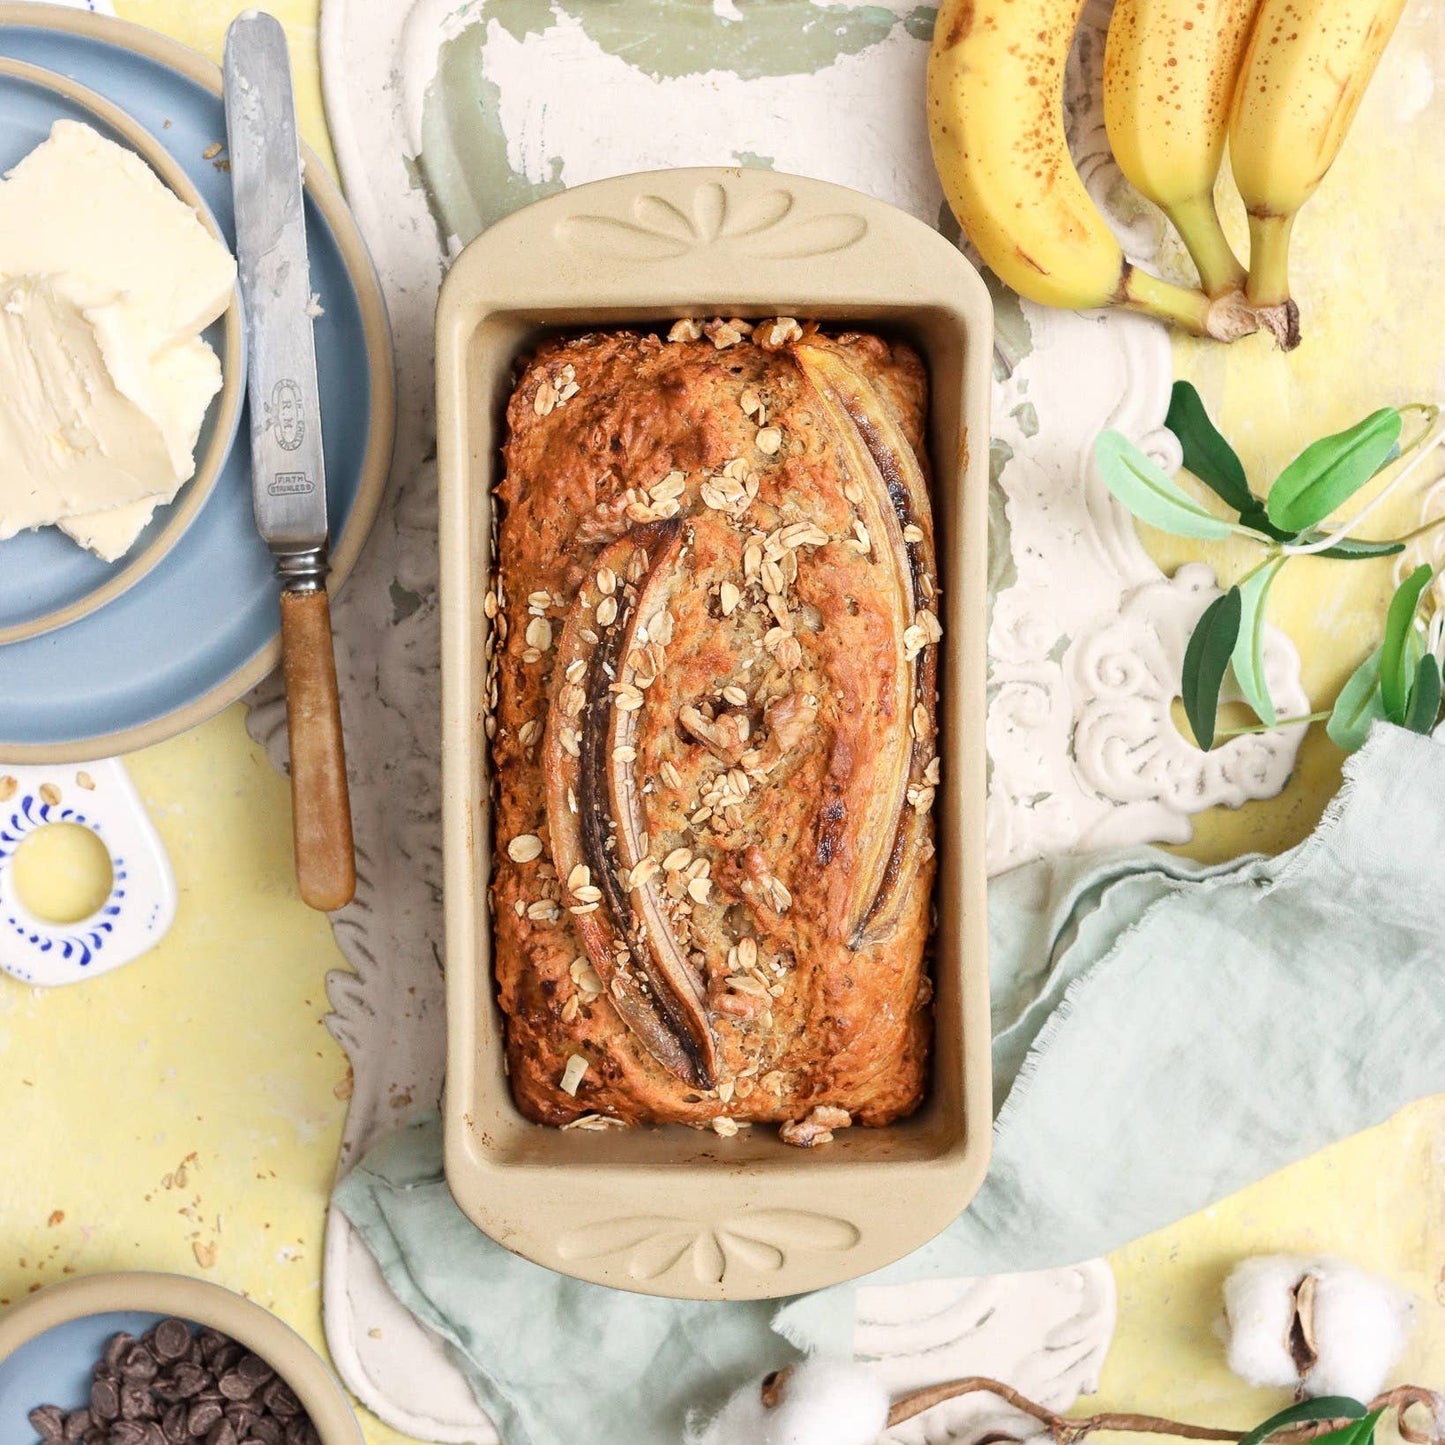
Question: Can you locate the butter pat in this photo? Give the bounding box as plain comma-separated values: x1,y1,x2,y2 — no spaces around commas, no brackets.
0,120,235,343
0,121,236,560
0,278,175,539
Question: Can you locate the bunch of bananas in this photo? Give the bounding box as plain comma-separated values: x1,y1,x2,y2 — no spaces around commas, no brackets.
928,0,1407,348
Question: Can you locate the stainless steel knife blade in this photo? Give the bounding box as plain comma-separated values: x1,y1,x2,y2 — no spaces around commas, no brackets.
224,10,328,581
224,11,356,913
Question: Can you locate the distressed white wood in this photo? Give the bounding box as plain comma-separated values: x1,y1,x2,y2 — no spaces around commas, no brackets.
296,0,1307,1437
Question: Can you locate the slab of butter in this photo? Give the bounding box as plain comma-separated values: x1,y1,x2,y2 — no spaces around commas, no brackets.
0,121,236,561
0,277,175,540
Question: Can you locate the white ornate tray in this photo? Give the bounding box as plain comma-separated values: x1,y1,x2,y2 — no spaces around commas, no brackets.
282,0,1306,1436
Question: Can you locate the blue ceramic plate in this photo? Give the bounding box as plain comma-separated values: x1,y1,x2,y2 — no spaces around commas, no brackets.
0,8,394,761
0,56,246,647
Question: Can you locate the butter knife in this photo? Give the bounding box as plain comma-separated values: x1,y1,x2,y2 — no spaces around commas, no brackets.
224,11,355,912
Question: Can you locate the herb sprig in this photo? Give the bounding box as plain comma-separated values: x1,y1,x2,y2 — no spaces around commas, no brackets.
1094,383,1445,751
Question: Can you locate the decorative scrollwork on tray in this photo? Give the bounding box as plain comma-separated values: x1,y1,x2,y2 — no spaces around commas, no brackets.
556,1208,861,1283
556,180,867,262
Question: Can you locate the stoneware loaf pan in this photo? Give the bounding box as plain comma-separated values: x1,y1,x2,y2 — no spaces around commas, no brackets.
437,167,993,1301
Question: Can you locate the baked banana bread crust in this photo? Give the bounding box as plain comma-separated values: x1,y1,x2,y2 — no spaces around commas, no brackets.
488,319,940,1139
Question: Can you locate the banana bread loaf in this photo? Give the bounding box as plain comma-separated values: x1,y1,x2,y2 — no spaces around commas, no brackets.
487,318,940,1143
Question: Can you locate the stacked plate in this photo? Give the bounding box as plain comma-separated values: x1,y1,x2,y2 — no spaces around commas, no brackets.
0,4,394,762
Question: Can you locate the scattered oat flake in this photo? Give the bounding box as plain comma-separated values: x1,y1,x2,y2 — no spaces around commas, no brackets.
193,1240,219,1269
508,834,544,863
0,776,15,802
47,1210,63,1227
39,783,60,806
668,318,703,342
755,427,783,456
719,581,741,616
202,141,223,160
711,1116,739,1138
76,771,95,791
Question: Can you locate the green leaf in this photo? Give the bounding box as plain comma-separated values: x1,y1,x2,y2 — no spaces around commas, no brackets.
1236,1397,1369,1445
1095,430,1234,541
1266,408,1402,532
1182,588,1243,750
1231,561,1284,726
1405,653,1442,734
1327,648,1387,752
1166,381,1254,515
1240,501,1296,543
1305,536,1408,560
1380,564,1434,722
1313,1410,1385,1445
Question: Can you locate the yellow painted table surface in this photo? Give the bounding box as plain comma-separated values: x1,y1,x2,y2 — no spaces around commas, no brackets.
1,5,1441,1441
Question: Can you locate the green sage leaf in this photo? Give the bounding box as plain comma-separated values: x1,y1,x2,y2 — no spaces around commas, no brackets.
1327,648,1387,752
1405,653,1442,734
1236,1397,1369,1445
1266,408,1402,532
1095,430,1234,541
1165,381,1254,515
1231,561,1284,726
1380,564,1434,722
1182,587,1243,750
1305,536,1408,560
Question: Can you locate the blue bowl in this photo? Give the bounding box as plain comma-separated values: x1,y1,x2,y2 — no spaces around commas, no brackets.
0,1274,360,1444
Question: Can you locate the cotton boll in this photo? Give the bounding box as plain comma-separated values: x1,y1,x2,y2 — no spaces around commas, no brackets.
686,1359,891,1445
1222,1255,1416,1402
1305,1263,1415,1401
1223,1255,1315,1389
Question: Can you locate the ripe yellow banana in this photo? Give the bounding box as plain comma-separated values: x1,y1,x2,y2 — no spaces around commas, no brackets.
1103,0,1259,297
928,0,1254,339
1230,0,1408,328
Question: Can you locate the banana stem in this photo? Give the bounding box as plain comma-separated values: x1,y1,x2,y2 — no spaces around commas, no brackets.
1120,266,1258,341
1166,193,1247,297
1245,212,1296,307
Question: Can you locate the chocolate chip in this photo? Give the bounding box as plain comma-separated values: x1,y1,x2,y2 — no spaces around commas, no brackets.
216,1373,255,1402
236,1355,273,1387
153,1319,192,1362
103,1334,135,1372
90,1378,121,1422
186,1399,223,1438
106,1424,147,1445
170,1364,208,1400
211,1345,242,1377
260,1382,299,1419
29,1404,66,1441
203,1420,237,1445
196,1330,227,1364
121,1348,158,1383
246,1421,282,1445
62,1407,92,1441
122,1382,160,1421
162,1403,189,1443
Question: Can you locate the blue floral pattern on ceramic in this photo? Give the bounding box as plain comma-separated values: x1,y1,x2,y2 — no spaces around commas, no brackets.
0,759,175,986
0,792,126,970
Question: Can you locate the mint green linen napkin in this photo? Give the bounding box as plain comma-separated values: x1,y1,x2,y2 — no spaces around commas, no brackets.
334,724,1445,1445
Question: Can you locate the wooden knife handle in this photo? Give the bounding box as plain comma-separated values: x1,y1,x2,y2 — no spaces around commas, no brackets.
280,588,356,911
